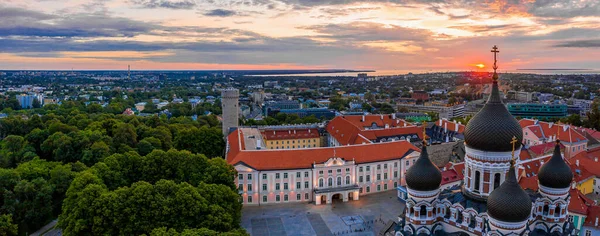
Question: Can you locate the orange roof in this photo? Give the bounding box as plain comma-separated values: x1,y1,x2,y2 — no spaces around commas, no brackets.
569,188,590,215
327,115,422,145
226,129,420,171
520,119,587,144
568,147,600,182
583,205,600,228
261,128,319,140
521,156,551,178
581,128,600,140
519,149,533,161
436,119,465,133
519,175,539,191
441,169,461,185
528,142,564,156
341,114,410,129
448,162,465,180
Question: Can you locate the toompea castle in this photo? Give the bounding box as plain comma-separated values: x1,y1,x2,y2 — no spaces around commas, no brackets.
395,46,577,236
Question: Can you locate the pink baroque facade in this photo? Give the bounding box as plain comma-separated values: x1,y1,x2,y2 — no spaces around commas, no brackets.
227,128,422,206
233,151,420,205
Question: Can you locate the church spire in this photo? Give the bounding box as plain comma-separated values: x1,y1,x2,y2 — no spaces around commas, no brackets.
491,45,499,81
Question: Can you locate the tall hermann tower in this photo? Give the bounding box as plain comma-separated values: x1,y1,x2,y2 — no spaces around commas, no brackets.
221,88,240,135
462,45,524,201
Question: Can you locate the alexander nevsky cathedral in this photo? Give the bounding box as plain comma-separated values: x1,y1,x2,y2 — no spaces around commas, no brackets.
396,46,576,236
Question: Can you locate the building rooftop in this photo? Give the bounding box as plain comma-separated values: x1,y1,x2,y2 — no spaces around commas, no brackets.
260,128,319,141
226,128,419,171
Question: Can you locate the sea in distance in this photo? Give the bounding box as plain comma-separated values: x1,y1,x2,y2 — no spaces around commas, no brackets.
248,69,600,77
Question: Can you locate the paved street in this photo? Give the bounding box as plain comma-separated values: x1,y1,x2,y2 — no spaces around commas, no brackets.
241,191,405,236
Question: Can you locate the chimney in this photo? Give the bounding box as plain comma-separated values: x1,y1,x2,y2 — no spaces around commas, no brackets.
455,122,459,132
549,122,553,129
595,157,598,162
595,217,598,227
392,113,396,119
576,160,580,167
380,114,384,120
361,115,365,122
444,122,447,132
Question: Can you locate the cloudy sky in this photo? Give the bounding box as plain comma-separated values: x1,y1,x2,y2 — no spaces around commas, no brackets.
0,0,599,70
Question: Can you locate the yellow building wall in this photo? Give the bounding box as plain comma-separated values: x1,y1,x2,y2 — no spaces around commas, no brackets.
264,138,321,149
576,178,594,195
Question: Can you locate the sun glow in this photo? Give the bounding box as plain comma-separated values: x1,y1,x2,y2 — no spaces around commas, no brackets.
475,63,485,68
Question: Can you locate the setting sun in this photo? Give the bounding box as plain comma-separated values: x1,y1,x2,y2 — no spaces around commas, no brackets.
475,64,485,68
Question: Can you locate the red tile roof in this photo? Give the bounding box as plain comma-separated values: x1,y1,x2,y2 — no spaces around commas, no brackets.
441,169,461,186
583,206,600,228
327,115,422,145
261,128,319,140
569,188,591,215
568,147,600,183
528,142,564,156
436,119,465,133
520,119,587,144
226,128,420,171
521,156,551,178
519,176,539,191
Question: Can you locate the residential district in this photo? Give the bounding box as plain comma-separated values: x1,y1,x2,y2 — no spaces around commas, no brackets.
1,49,600,236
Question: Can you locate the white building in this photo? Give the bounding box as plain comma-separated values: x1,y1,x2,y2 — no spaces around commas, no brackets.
226,128,421,205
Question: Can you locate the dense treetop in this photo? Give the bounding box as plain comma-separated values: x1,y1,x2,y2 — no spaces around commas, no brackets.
0,101,243,235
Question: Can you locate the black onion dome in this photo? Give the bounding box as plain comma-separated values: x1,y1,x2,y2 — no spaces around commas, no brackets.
538,143,573,188
463,80,523,152
487,164,532,222
405,145,442,191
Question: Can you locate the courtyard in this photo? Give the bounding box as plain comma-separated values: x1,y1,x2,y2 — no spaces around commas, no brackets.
241,190,405,236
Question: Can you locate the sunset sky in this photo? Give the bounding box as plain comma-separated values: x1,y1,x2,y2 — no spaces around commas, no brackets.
0,0,599,70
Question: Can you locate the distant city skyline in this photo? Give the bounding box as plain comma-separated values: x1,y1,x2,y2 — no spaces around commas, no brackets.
0,0,599,70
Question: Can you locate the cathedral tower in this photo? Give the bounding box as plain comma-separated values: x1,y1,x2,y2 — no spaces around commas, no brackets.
462,46,523,200
403,125,442,235
533,125,574,234
486,144,532,235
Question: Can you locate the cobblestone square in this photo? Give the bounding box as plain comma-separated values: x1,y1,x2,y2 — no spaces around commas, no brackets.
242,191,405,236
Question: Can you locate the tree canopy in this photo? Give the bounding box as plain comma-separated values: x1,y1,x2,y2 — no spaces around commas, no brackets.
58,150,242,236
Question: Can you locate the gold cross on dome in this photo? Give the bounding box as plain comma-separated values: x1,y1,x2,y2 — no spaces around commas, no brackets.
422,121,428,145
510,136,518,163
556,121,561,142
491,45,499,72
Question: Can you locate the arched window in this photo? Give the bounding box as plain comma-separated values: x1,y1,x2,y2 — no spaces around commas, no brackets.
474,171,481,192
319,178,324,188
337,177,342,186
345,176,350,185
494,173,501,189
328,177,333,187
543,204,550,215
420,205,427,219
555,204,562,217
410,207,415,216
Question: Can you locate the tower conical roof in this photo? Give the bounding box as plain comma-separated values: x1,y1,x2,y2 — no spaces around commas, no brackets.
487,162,532,222
463,46,522,152
538,142,573,189
405,144,442,191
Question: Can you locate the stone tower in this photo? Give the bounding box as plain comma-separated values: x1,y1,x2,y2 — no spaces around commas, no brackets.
221,88,239,135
